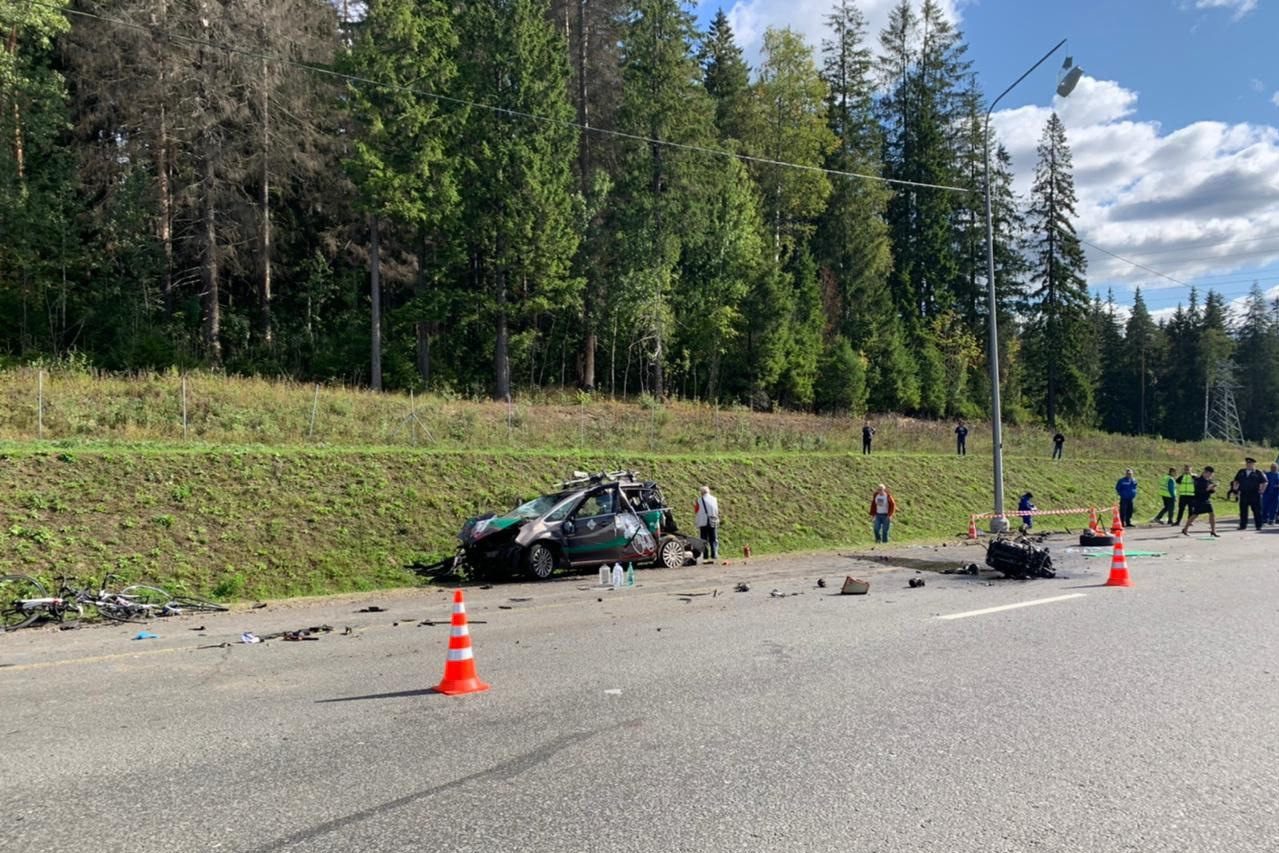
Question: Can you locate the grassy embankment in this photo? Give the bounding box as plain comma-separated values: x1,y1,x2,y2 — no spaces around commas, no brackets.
0,368,1270,599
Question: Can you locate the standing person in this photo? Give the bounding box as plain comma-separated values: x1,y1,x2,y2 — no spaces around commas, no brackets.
1230,457,1267,531
1051,432,1065,460
1181,466,1218,538
868,483,896,544
862,421,875,455
1263,462,1279,525
1018,492,1036,531
1115,469,1138,529
955,419,968,456
693,486,720,563
1152,467,1177,525
1175,464,1196,526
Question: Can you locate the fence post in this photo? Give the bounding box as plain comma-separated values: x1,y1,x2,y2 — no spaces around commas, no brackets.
37,369,44,439
181,374,189,440
308,384,319,440
409,389,417,445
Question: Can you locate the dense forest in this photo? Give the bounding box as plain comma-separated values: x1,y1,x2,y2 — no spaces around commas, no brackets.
2,0,1278,443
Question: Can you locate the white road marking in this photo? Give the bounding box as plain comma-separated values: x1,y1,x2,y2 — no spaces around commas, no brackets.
937,593,1087,621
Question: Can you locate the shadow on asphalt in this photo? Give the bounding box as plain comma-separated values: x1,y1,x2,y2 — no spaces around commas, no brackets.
316,688,439,703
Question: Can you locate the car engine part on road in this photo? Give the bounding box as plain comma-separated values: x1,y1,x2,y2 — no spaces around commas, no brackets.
985,538,1055,579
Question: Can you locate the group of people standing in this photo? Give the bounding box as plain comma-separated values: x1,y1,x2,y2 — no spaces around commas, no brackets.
1138,458,1278,537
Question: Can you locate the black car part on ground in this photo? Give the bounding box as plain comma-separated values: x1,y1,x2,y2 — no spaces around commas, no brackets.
984,538,1055,579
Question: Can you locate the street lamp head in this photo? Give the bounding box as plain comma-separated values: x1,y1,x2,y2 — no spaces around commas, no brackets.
1057,65,1084,97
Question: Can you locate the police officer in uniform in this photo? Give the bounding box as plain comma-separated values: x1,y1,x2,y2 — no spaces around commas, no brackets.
1230,457,1268,531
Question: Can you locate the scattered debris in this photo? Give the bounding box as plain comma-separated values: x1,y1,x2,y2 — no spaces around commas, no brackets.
841,577,870,595
908,578,926,589
241,632,262,644
770,588,784,598
132,630,158,641
816,578,826,588
509,597,532,603
252,602,268,609
498,605,513,610
392,621,399,627
198,642,231,650
356,605,386,613
190,625,206,631
480,585,494,590
283,631,319,642
734,582,750,593
342,626,354,635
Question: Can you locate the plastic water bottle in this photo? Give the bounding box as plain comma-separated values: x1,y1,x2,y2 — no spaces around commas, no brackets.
599,564,610,586
611,563,624,590
626,562,635,587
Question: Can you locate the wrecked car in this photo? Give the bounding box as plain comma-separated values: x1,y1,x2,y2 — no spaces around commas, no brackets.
453,471,705,580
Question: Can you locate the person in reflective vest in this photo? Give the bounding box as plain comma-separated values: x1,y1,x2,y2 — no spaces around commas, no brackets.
1152,467,1176,525
1174,465,1196,525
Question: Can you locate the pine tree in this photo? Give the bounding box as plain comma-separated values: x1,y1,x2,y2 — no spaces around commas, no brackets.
1024,112,1089,427
816,0,894,350
612,0,714,399
700,9,751,144
1122,288,1165,435
1090,293,1126,431
877,0,969,326
456,0,581,401
1235,284,1279,444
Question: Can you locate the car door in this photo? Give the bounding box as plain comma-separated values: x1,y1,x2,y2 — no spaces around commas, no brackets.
615,489,658,563
563,487,622,566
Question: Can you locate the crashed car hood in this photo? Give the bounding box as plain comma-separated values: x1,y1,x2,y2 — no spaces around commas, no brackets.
458,513,524,545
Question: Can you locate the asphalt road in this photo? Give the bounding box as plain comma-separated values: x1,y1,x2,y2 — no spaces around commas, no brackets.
4,525,1279,852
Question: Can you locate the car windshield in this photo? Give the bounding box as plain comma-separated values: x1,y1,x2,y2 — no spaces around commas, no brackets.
510,493,567,520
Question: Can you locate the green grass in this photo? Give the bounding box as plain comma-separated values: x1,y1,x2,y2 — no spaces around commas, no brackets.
0,445,1236,601
0,368,1271,600
2,366,1270,461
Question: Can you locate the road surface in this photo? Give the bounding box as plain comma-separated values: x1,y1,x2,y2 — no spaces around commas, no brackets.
4,525,1279,851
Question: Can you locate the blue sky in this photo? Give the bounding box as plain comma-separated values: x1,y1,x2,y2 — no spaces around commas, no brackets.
694,0,1279,318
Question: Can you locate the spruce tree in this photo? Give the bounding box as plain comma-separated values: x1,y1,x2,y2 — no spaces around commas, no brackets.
456,0,580,401
1235,284,1279,444
700,9,751,144
1024,112,1090,427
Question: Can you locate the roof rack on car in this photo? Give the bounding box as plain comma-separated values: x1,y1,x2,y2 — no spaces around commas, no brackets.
557,469,639,490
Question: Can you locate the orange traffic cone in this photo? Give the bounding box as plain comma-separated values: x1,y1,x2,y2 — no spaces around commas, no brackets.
1110,505,1123,536
1105,528,1134,587
967,516,978,540
434,589,489,695
1087,507,1100,535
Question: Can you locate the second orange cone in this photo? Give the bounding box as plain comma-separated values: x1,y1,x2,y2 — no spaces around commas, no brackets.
1105,528,1134,587
435,589,490,695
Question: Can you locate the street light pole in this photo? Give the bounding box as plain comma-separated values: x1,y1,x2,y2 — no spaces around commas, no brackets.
983,39,1081,533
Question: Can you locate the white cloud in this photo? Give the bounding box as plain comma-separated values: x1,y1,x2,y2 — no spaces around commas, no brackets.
1272,91,1279,107
1191,0,1258,20
722,0,963,67
991,76,1279,299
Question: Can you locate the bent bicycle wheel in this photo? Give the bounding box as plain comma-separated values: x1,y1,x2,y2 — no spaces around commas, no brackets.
1,574,47,630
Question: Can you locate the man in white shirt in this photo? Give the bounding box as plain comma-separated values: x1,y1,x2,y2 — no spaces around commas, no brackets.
694,486,721,563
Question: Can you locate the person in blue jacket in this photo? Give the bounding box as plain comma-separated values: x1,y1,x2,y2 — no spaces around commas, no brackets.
1018,492,1036,531
1115,468,1138,529
1263,462,1279,525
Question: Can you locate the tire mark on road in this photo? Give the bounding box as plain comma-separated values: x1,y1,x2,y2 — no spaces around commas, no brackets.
246,723,629,852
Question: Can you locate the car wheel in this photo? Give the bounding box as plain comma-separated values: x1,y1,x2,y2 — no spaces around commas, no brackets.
658,536,685,569
525,542,557,580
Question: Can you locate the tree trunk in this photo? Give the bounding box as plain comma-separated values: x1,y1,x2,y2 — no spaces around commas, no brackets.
200,152,221,362
494,259,511,402
258,59,273,347
157,106,174,317
369,214,382,391
415,237,431,386
576,0,596,392
6,25,25,185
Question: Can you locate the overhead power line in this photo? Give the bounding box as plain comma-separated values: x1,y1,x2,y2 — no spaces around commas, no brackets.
39,1,970,195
